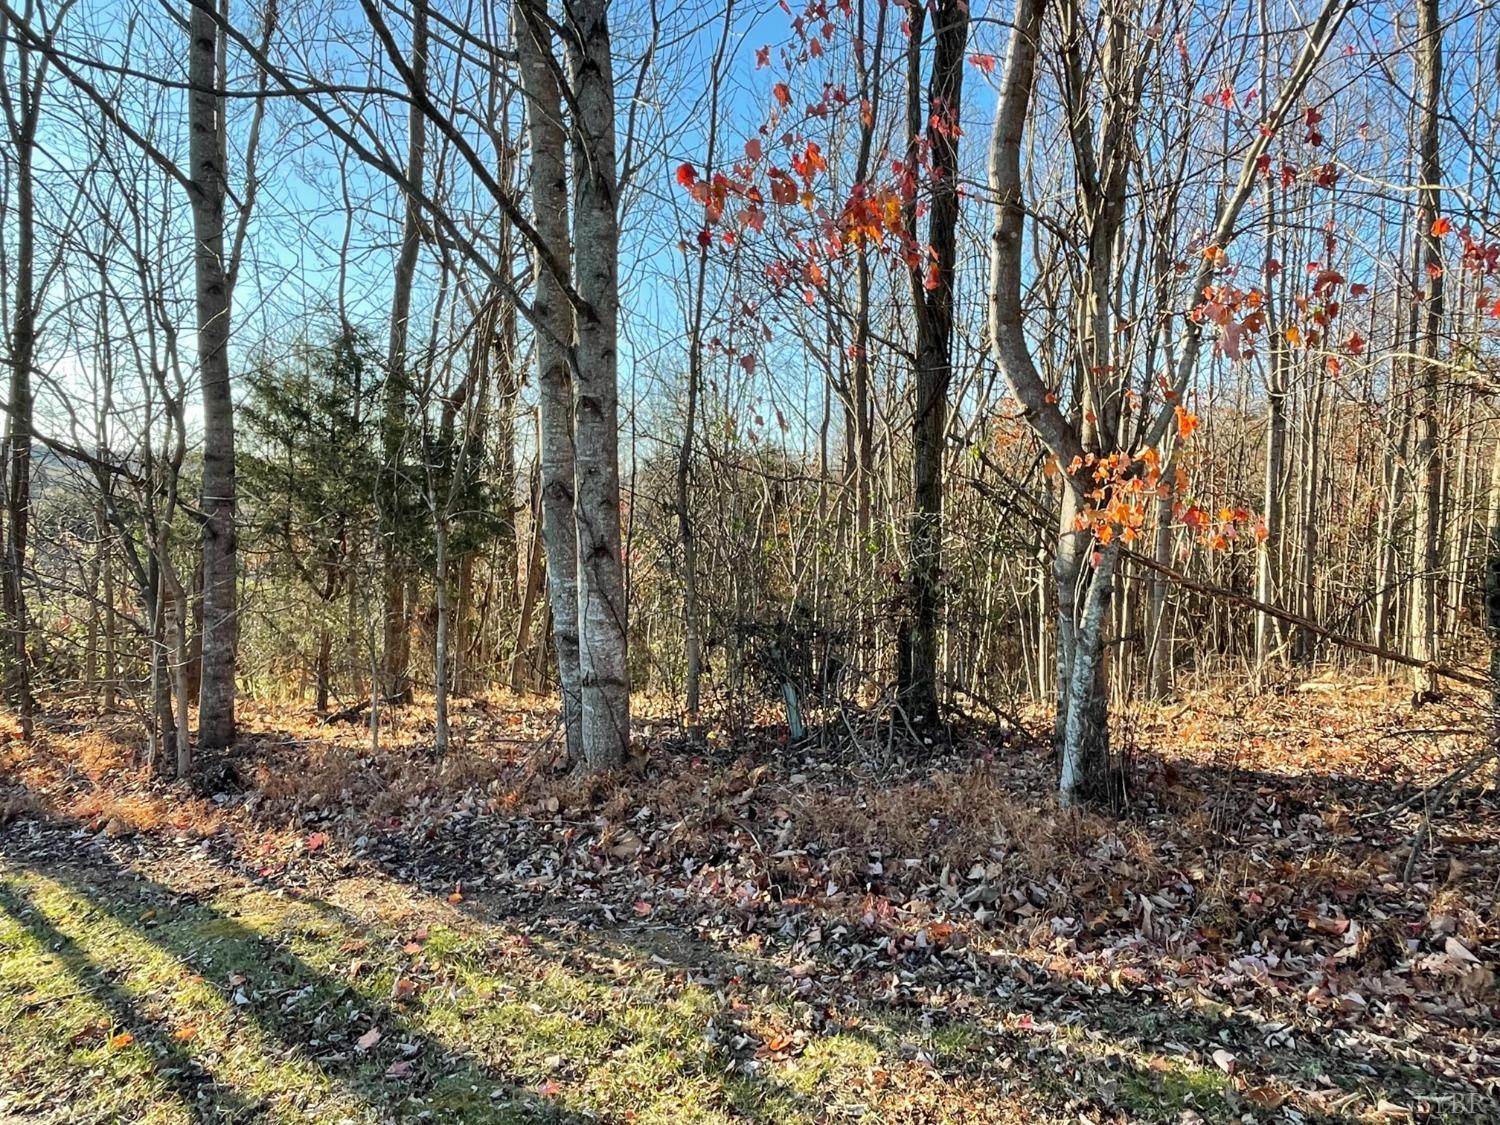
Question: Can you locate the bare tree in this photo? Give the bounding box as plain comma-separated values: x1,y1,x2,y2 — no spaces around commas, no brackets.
565,0,630,769
515,0,582,760
188,0,236,751
0,0,70,736
1409,0,1443,700
988,0,1351,803
897,0,968,727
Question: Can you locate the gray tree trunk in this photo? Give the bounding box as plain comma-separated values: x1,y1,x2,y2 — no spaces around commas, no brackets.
433,514,450,756
1486,444,1500,715
515,0,583,759
565,0,630,769
1409,0,1443,698
1254,183,1288,678
1,19,41,737
379,2,427,707
190,0,236,751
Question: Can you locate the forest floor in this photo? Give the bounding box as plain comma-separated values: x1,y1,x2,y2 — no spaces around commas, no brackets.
0,680,1496,1123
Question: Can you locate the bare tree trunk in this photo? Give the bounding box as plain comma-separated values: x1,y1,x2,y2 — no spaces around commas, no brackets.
1255,187,1288,678
1487,442,1500,714
1060,543,1117,804
433,513,450,756
1410,0,1444,699
1444,393,1474,638
1,33,37,738
515,0,582,759
162,555,191,778
509,459,546,692
988,0,1350,802
677,6,738,722
147,564,170,775
1146,493,1174,698
1294,378,1324,662
899,0,969,727
677,320,703,718
847,0,885,687
1372,370,1409,673
314,623,332,715
566,0,630,770
101,516,116,710
190,0,236,751
380,2,427,707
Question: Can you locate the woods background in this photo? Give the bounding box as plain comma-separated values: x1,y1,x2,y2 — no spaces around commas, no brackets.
0,0,1496,796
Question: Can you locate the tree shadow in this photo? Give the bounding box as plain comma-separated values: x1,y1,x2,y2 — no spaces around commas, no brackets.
0,877,262,1122
3,801,1492,1122
0,810,834,1123
0,827,600,1123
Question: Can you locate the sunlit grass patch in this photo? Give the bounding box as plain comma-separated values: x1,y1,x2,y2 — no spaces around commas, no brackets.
1,853,1476,1124
0,873,358,1123
0,867,929,1124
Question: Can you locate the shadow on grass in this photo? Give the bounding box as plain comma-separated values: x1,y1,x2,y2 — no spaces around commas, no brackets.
0,838,603,1122
0,813,838,1123
1,757,1491,1123
0,878,262,1122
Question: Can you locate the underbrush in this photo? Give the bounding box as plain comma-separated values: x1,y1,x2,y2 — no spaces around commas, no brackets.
1,682,1495,1120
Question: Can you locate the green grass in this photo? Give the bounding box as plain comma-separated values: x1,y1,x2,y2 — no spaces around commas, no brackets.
0,867,889,1123
0,859,1480,1123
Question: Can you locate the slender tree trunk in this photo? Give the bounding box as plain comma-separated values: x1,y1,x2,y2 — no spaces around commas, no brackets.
677,330,703,717
190,0,236,751
1409,0,1444,698
163,556,191,779
1146,492,1174,698
314,624,332,715
315,567,334,716
1444,393,1474,638
1255,193,1288,678
509,459,546,691
846,0,885,686
380,2,427,706
1486,441,1500,715
1059,543,1116,805
187,556,203,700
101,514,116,711
899,0,968,727
516,0,583,759
147,563,170,775
453,549,474,695
2,31,38,737
1372,370,1409,672
1295,379,1324,661
433,514,449,756
566,0,631,769
85,532,99,695
677,6,738,722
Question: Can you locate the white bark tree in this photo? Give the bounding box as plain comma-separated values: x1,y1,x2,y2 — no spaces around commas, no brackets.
564,0,630,769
